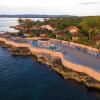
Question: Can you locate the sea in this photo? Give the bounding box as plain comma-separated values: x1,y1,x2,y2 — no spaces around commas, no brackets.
0,18,100,100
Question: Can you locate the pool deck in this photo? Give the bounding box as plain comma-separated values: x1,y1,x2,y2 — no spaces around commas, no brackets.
0,37,100,81
57,44,100,72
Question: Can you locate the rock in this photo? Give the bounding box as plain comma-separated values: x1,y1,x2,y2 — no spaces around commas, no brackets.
38,56,47,63
11,47,32,56
0,41,6,47
49,63,100,90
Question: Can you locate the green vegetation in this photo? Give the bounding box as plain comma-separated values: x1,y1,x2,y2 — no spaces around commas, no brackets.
80,16,100,40
18,19,34,32
47,33,56,38
18,30,24,37
16,16,100,49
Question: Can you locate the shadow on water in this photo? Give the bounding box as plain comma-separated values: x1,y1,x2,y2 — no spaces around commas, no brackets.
87,88,100,100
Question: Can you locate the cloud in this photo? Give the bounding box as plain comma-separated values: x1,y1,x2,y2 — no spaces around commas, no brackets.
79,1,99,5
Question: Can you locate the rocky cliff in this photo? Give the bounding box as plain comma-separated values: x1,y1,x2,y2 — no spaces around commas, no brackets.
37,55,100,90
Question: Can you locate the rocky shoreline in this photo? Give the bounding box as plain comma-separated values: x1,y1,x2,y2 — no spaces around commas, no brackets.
37,55,100,90
0,40,100,90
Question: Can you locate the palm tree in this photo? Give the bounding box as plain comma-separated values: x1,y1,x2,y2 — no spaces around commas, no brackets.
18,19,33,33
18,18,24,25
23,19,33,32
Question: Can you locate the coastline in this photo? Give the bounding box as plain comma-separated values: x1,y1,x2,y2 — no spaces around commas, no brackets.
0,37,100,90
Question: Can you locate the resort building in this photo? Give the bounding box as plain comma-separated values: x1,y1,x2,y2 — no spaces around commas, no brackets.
41,25,54,31
66,26,79,35
67,26,80,41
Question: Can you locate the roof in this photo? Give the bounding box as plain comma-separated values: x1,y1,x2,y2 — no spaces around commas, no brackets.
67,26,79,36
67,26,79,31
41,25,54,31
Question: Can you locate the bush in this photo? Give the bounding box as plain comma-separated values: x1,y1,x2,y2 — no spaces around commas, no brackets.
47,33,56,38
30,32,39,37
75,37,95,46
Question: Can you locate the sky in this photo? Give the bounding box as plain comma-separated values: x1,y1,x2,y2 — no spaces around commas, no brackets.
0,0,100,16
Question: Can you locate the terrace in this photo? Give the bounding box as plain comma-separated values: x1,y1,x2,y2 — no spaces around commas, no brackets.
0,33,100,73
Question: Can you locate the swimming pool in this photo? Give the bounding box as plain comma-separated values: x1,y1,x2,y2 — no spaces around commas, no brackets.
31,41,39,47
49,46,58,51
31,41,58,50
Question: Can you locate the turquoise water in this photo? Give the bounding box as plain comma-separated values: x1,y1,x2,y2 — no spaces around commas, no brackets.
49,46,58,50
31,41,39,47
31,41,58,50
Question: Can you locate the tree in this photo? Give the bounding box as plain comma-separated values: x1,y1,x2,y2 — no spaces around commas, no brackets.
18,19,33,32
80,16,100,40
23,19,33,32
18,18,24,25
47,33,56,38
18,30,24,37
66,31,72,41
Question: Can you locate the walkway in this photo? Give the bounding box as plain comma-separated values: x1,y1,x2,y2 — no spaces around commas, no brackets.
56,44,100,72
